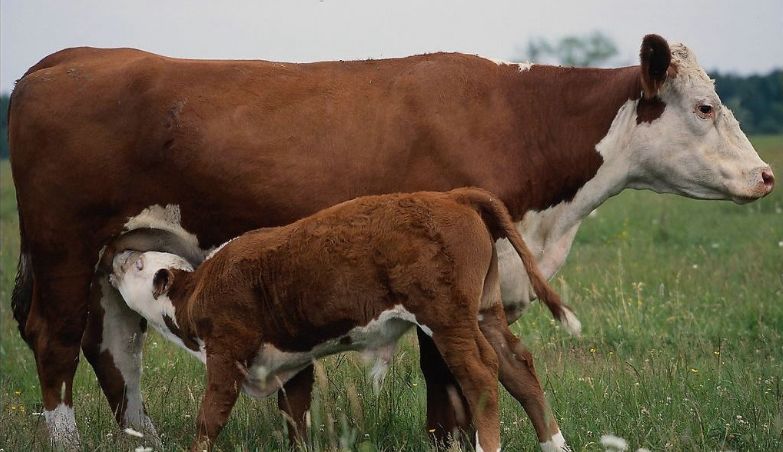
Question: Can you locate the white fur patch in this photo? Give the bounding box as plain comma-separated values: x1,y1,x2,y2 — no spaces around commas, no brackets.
486,57,533,72
44,403,80,447
124,204,198,244
540,430,569,451
123,204,204,259
205,237,236,260
498,99,636,319
516,61,533,71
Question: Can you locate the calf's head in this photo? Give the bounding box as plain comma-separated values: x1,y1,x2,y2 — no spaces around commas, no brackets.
626,34,774,203
110,250,193,328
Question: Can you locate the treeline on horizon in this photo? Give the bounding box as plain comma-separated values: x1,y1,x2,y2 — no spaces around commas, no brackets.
1,69,781,159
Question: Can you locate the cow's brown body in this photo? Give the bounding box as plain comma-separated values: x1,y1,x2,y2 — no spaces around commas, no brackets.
10,47,634,440
110,188,568,451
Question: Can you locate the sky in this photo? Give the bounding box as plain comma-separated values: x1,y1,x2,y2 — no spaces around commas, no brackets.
1,0,782,94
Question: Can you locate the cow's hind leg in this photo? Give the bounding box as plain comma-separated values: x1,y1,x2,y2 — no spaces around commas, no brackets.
479,304,568,451
82,275,158,438
277,364,314,445
23,266,93,447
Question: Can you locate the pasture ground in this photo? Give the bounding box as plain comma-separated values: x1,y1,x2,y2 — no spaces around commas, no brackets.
1,136,781,451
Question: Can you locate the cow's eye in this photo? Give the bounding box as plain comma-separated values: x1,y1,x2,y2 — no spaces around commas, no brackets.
697,104,714,118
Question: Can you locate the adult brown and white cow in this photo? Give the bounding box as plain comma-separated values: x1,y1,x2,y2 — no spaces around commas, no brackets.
8,35,773,448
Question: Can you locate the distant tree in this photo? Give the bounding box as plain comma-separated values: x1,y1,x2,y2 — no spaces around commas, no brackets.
712,70,783,135
1,94,8,159
522,31,618,67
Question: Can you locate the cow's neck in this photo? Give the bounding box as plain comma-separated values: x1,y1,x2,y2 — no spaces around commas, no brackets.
499,65,641,222
500,66,644,284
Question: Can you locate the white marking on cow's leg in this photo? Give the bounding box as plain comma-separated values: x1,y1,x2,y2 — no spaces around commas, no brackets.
44,402,80,447
98,279,159,439
539,430,569,452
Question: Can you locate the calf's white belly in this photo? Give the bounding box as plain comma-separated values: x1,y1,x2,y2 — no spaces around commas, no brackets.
243,306,420,398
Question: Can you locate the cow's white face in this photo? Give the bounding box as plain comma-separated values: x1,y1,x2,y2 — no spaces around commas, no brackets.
110,250,192,332
626,40,774,203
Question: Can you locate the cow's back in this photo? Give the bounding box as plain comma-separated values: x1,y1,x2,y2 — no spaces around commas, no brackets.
9,48,522,250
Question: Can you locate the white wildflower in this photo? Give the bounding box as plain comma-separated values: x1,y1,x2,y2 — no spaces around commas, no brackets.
123,427,144,438
600,434,628,451
135,448,153,452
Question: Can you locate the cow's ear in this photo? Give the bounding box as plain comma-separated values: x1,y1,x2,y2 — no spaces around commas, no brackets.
639,34,671,99
152,269,174,300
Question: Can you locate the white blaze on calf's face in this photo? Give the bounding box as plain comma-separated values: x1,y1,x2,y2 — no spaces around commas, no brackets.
110,251,201,359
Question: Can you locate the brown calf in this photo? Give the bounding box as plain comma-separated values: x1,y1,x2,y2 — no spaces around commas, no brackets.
109,188,575,451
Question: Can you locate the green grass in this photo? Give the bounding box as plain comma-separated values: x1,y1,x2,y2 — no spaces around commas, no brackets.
1,136,782,451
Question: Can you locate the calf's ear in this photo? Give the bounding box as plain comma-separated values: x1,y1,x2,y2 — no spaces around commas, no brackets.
639,34,671,99
152,269,174,300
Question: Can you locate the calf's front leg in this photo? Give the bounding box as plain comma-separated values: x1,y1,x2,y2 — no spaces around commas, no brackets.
192,353,244,452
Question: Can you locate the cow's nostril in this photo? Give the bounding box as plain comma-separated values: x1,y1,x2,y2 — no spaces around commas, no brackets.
762,168,775,189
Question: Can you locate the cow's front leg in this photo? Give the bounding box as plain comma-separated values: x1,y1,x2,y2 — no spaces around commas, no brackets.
82,276,158,439
192,353,244,451
417,328,473,447
277,364,314,445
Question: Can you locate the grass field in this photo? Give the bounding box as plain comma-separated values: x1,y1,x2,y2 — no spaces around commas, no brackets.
1,137,781,451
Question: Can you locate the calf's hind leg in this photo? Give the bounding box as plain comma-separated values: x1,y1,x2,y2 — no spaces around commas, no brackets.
418,328,473,445
479,304,568,451
428,323,501,452
277,364,315,445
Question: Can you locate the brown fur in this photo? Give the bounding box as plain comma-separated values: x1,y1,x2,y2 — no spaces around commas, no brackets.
134,188,567,450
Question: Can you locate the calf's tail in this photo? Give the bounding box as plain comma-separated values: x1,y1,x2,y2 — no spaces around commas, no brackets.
454,187,581,336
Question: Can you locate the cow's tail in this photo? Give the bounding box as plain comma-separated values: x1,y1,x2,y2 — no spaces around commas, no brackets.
11,210,34,346
8,71,34,347
455,187,581,336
